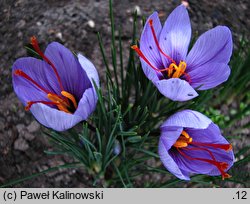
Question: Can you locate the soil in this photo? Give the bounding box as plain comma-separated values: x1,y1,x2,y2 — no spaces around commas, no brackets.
0,0,249,187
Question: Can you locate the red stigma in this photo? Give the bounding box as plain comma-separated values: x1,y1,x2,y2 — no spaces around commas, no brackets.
191,142,233,152
25,101,59,111
131,45,169,72
30,36,64,91
177,148,231,180
14,69,50,94
149,19,176,64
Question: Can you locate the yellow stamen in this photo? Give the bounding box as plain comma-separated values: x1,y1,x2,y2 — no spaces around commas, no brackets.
167,63,178,77
47,93,71,113
47,94,69,107
174,141,188,148
57,104,71,113
173,130,192,148
61,91,78,109
181,130,190,138
171,61,187,78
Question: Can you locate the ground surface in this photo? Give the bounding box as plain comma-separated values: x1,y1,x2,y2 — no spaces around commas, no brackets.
0,0,249,187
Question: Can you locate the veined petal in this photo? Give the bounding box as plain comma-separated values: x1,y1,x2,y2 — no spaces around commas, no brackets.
189,62,230,90
159,135,190,180
187,123,233,149
12,57,59,105
140,60,163,82
30,103,83,131
45,42,92,101
186,26,233,71
74,88,97,120
154,78,198,101
161,109,211,129
140,12,164,69
77,53,100,87
159,5,191,65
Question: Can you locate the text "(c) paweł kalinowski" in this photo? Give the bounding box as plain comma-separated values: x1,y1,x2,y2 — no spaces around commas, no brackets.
20,190,104,200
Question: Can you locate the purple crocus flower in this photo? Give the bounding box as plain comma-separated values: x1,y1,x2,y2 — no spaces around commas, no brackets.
12,37,99,131
158,110,234,180
132,5,232,101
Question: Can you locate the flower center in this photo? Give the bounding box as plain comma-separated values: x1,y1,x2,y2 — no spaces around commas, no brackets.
173,130,233,180
131,19,191,83
14,37,77,114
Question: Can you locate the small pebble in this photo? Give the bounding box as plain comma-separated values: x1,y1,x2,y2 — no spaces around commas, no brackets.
87,20,95,28
27,121,40,133
36,21,42,26
15,19,26,29
23,132,35,141
134,5,142,16
16,124,25,133
14,138,29,151
56,32,63,40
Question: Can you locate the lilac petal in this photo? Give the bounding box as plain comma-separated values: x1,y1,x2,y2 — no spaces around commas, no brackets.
161,109,211,129
189,62,230,90
159,135,190,180
187,123,222,143
12,57,59,105
74,88,97,120
30,103,83,131
13,84,47,107
154,78,198,101
140,12,164,69
159,5,191,65
140,60,163,82
186,26,233,71
77,54,100,87
45,42,92,101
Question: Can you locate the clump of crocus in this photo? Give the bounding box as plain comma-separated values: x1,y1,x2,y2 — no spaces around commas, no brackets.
12,37,99,131
158,110,234,180
132,5,232,101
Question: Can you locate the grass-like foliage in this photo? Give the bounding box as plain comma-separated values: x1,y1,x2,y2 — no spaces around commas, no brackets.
2,0,249,188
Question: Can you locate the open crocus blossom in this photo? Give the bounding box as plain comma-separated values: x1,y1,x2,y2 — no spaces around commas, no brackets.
158,110,234,180
132,5,232,101
12,37,99,131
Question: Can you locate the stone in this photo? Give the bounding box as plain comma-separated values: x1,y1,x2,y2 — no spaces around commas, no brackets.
14,138,29,151
55,32,63,40
87,20,95,28
16,124,25,133
15,19,26,29
23,132,35,141
134,5,141,16
27,121,40,133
